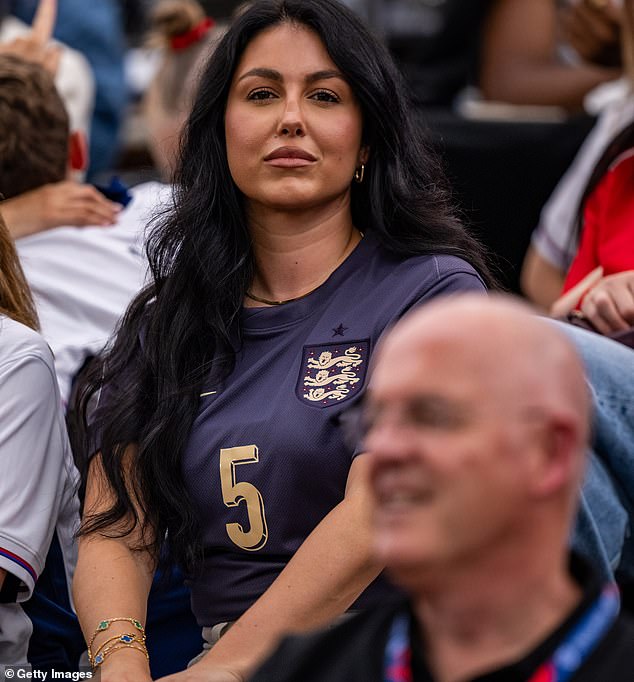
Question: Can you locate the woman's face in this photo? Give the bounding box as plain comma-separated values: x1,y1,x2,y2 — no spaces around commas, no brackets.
224,22,367,216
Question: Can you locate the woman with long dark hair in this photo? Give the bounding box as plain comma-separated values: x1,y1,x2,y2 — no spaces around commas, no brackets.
73,1,492,680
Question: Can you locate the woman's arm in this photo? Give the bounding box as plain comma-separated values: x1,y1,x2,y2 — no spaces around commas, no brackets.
158,454,382,682
73,452,156,681
520,245,567,310
1,182,121,239
480,0,620,111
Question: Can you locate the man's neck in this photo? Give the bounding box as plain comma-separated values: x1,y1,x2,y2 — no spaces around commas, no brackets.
413,550,581,682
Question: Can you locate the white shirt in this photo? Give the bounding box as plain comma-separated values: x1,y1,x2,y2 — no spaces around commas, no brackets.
0,315,79,666
17,181,171,404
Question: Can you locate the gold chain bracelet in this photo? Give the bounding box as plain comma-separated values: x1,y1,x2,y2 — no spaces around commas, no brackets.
87,617,146,664
92,641,149,669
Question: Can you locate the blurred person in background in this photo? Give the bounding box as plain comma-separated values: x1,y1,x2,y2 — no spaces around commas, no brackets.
522,0,634,337
0,53,152,404
337,1,627,295
550,116,634,336
480,0,624,111
0,0,94,142
340,0,624,111
9,0,132,178
0,211,81,669
0,0,116,240
144,0,227,180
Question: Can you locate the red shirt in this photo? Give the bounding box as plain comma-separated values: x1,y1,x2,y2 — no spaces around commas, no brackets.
563,149,634,293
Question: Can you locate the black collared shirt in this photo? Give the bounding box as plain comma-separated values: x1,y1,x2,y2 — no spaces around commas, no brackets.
251,557,634,682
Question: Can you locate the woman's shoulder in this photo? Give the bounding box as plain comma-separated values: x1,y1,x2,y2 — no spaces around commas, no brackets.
404,251,483,274
0,315,54,373
0,317,65,433
350,244,487,318
381,248,487,291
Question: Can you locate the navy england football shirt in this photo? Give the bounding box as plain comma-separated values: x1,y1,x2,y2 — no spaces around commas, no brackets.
181,235,486,625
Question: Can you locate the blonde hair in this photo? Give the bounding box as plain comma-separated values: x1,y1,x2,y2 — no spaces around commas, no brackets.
148,0,219,115
0,214,38,330
144,0,227,178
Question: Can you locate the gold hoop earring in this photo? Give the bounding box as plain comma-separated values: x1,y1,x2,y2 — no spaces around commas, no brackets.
353,164,365,184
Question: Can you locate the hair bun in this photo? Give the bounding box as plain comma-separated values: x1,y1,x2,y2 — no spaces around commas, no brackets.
150,0,207,44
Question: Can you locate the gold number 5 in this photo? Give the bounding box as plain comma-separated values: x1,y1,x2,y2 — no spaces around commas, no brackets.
219,445,268,551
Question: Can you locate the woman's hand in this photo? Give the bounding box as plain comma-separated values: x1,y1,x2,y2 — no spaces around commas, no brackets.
577,271,634,334
550,269,634,335
550,266,604,319
1,181,122,238
559,0,622,67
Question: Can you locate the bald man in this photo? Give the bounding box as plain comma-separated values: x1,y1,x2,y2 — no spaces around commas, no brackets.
251,295,634,682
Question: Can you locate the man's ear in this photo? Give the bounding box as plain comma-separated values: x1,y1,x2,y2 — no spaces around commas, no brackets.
68,130,88,172
528,416,581,499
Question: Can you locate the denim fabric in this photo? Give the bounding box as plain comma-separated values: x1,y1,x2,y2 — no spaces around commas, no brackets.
556,322,634,582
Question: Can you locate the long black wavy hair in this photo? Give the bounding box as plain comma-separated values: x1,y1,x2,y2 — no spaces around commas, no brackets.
77,0,495,573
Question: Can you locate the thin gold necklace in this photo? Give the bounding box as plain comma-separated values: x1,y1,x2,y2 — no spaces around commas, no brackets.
246,230,364,307
245,288,320,306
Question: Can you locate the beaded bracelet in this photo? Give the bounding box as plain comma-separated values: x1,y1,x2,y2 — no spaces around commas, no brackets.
87,617,146,663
